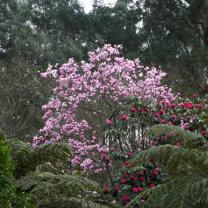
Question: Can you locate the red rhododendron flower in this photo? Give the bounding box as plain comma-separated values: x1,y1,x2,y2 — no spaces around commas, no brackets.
121,178,127,184
130,106,137,113
195,103,205,109
99,148,107,155
155,112,161,118
130,176,137,181
121,114,128,121
171,104,177,108
186,102,193,109
200,130,207,137
151,167,160,177
103,184,110,193
120,195,130,204
149,184,156,189
114,184,119,192
166,103,172,108
140,107,149,113
159,109,165,115
103,155,110,162
179,102,185,108
139,177,145,182
132,186,144,193
127,151,133,158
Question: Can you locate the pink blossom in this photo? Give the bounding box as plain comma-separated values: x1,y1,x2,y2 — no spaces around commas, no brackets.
105,119,112,126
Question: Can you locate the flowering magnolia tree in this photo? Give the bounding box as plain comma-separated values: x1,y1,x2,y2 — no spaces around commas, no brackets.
33,44,175,173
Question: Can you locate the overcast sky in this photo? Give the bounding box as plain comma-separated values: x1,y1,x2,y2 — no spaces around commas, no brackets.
79,0,117,13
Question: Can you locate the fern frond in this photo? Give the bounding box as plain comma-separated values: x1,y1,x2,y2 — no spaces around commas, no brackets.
144,171,208,208
147,124,205,148
38,197,111,208
131,144,208,176
33,143,72,173
16,172,112,208
166,148,208,175
33,143,72,162
7,139,72,178
131,145,178,168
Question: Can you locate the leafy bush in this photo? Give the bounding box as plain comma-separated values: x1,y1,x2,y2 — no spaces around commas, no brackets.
0,131,15,207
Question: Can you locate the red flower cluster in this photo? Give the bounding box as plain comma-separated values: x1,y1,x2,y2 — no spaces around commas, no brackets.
120,195,130,205
121,114,128,121
132,186,143,193
186,102,193,109
103,160,161,206
121,178,127,184
103,184,110,193
149,184,156,189
130,106,137,113
154,97,207,138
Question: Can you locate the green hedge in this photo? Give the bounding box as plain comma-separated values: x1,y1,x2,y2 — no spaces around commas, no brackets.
0,131,15,207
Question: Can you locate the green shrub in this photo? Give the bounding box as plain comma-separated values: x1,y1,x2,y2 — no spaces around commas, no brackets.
11,191,36,208
0,131,15,207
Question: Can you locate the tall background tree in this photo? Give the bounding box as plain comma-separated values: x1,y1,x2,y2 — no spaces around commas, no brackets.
0,0,87,139
90,0,208,94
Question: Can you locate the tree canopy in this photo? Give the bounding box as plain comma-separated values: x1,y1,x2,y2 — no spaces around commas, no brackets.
0,0,208,139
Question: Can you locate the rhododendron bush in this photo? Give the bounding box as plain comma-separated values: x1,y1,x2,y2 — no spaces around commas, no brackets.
105,95,208,152
103,157,162,206
101,95,208,207
151,95,208,139
33,44,175,173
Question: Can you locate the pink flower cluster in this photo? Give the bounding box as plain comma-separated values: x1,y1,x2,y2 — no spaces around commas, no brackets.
33,44,174,172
